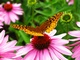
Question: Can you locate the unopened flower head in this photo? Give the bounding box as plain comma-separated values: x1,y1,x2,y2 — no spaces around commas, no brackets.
61,12,72,23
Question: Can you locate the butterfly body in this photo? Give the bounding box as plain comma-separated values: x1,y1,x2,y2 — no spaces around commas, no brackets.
11,12,63,36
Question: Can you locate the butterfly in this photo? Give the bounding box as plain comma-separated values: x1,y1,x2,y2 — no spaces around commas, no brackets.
11,12,63,36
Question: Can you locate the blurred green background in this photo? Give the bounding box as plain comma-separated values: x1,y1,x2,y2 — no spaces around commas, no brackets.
1,0,80,60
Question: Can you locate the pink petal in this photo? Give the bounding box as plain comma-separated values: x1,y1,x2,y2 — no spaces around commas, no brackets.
5,40,17,47
76,22,80,27
13,4,21,7
9,12,19,22
52,45,72,55
72,48,80,58
51,39,69,45
54,33,66,38
69,38,80,41
72,44,80,52
45,29,57,36
24,49,37,60
39,50,44,60
6,1,11,4
15,44,33,58
0,21,3,25
53,49,68,60
13,57,23,60
68,0,74,5
43,49,52,60
12,46,23,50
0,30,5,44
66,0,69,2
13,7,22,10
68,31,80,37
69,41,80,47
0,58,12,60
12,10,23,15
76,57,80,60
48,47,59,60
0,35,9,45
35,51,39,60
0,26,3,28
1,52,15,58
1,40,17,52
4,12,10,24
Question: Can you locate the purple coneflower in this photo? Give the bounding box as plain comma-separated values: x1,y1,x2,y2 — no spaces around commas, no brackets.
15,29,72,60
68,22,80,60
66,0,74,5
0,1,23,24
0,30,22,60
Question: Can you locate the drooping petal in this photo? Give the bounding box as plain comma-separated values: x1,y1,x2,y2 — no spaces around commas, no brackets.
76,22,80,27
68,31,80,37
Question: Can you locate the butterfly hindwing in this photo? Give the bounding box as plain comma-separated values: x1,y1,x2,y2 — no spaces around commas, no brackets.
11,24,43,36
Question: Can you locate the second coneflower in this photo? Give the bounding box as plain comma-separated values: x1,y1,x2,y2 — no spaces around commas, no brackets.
14,29,72,60
0,1,23,24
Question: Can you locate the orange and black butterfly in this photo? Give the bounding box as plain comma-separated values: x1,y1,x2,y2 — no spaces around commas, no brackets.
11,12,63,36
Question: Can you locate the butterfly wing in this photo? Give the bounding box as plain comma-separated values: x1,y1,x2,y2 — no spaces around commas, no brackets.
39,12,63,33
11,12,63,36
11,24,44,36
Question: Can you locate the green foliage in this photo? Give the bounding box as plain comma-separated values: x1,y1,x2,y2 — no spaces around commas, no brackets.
5,0,79,43
2,0,80,59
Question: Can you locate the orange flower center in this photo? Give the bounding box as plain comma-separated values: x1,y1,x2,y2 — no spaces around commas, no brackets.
31,34,51,50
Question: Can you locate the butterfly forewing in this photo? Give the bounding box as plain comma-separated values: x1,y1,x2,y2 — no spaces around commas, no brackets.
44,12,63,33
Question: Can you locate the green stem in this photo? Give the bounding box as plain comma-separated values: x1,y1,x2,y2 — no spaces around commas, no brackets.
31,6,35,22
66,23,69,39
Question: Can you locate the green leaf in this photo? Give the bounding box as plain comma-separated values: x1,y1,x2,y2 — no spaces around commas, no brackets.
19,31,30,44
